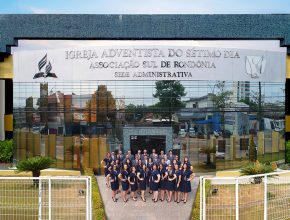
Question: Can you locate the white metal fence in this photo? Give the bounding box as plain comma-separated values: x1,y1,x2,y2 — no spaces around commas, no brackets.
200,171,290,220
0,176,92,220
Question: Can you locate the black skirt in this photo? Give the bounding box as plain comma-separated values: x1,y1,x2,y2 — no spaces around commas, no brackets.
121,180,129,191
111,181,119,191
159,179,167,190
105,169,110,177
175,180,181,191
139,179,146,190
130,183,138,192
150,181,159,191
166,180,175,191
181,180,191,193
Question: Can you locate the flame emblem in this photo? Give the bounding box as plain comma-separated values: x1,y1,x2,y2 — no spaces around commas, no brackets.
33,54,57,79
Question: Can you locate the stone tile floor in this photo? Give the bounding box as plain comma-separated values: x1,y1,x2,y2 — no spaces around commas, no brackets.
96,175,200,220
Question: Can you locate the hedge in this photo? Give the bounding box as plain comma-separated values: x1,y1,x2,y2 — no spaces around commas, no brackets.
0,139,13,163
84,168,106,220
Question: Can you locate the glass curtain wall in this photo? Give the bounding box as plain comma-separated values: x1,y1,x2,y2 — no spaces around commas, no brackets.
13,80,285,172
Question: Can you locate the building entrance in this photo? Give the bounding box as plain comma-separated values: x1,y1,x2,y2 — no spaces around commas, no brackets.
130,135,166,154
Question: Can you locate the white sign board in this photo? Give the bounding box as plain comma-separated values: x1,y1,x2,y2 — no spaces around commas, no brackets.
13,44,286,82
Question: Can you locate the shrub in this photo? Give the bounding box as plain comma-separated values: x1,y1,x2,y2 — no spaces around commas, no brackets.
16,156,54,187
278,164,289,170
240,161,274,184
16,156,54,177
240,161,274,176
286,141,290,164
0,139,13,163
84,168,105,220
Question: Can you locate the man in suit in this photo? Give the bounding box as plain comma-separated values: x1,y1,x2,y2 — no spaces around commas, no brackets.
167,150,175,162
150,149,158,161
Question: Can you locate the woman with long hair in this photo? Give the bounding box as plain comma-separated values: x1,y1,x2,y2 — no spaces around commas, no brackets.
124,158,131,172
149,163,160,202
159,163,168,201
109,165,119,202
166,164,176,202
101,152,112,188
147,157,154,194
180,163,194,203
183,156,191,167
137,164,147,202
128,166,138,201
174,164,182,203
118,164,130,202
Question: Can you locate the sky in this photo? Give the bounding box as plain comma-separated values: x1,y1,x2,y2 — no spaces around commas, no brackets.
0,0,289,14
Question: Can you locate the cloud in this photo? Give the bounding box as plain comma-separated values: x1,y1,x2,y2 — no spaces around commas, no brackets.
26,6,63,14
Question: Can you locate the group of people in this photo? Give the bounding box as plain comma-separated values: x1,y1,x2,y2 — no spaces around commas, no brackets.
101,149,194,203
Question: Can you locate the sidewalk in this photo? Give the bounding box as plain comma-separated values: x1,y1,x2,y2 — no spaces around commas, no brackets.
96,176,199,220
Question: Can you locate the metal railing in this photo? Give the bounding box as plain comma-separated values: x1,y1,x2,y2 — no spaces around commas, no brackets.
200,171,290,220
0,176,92,220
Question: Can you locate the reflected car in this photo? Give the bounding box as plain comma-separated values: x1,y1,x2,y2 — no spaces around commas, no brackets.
178,129,187,137
188,128,196,137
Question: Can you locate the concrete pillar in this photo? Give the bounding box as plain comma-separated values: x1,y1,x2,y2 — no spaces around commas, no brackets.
210,136,216,149
271,131,279,153
258,131,265,155
279,135,285,151
0,80,4,140
230,135,236,160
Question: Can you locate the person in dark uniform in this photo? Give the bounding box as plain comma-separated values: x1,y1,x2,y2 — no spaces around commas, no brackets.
101,152,112,188
109,165,119,202
174,164,182,203
150,164,160,202
136,159,143,194
124,158,131,172
167,150,175,162
147,157,154,194
166,164,176,202
159,163,168,201
172,159,177,168
128,166,138,201
180,163,194,203
137,164,147,202
175,155,181,166
118,164,130,202
183,156,191,167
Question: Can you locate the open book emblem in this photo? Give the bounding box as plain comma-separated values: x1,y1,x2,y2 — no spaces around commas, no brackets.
245,56,266,79
33,54,58,79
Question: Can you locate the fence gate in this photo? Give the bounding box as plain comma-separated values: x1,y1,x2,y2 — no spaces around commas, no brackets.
0,176,92,220
200,171,290,220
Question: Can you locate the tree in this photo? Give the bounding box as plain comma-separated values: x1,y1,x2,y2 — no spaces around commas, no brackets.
248,135,257,162
125,104,148,122
16,156,54,186
211,81,233,131
240,84,265,131
84,85,116,123
153,80,186,119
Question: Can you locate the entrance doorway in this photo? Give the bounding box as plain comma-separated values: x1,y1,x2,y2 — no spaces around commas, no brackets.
130,135,166,154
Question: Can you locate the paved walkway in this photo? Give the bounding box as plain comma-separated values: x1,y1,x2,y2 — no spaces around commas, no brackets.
96,175,199,220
